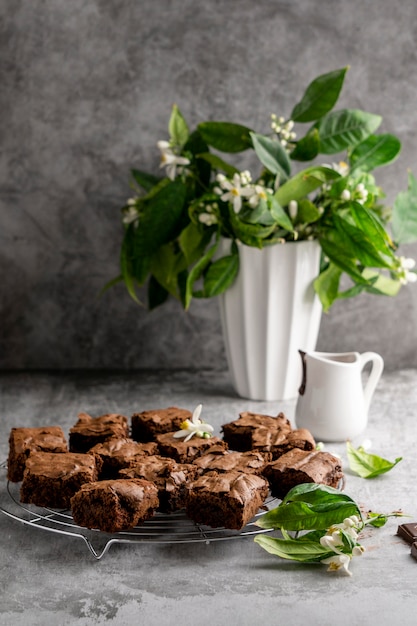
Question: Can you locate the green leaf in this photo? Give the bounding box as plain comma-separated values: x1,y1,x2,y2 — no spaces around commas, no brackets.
270,197,294,231
131,168,161,192
120,230,144,304
314,109,382,154
290,128,320,161
240,199,275,226
314,263,342,312
333,213,393,269
228,207,277,246
169,104,189,147
291,67,349,123
256,499,360,532
350,134,401,172
365,510,406,528
296,199,321,224
257,484,360,532
250,132,291,180
184,239,219,309
203,250,239,297
361,268,401,297
392,171,417,244
198,121,253,153
179,222,212,265
127,179,187,286
197,152,239,177
148,275,169,309
281,482,357,506
274,166,340,206
254,534,332,563
346,441,402,479
318,235,371,285
150,243,184,298
184,130,211,189
349,202,393,254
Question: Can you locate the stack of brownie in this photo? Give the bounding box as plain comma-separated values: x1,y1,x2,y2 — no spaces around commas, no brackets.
6,406,343,533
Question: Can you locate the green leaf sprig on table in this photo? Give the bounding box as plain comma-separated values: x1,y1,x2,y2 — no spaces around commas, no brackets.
346,440,402,478
254,483,403,576
111,67,417,310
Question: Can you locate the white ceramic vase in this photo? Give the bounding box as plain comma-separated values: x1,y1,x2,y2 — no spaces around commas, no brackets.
218,239,322,401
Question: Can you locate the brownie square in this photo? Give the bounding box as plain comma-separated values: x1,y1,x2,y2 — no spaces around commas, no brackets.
221,412,291,452
69,412,129,453
131,407,192,442
120,455,198,513
156,432,228,463
90,438,158,479
267,428,316,460
262,448,344,499
20,451,98,509
8,426,68,483
193,449,270,475
71,478,159,533
186,471,269,530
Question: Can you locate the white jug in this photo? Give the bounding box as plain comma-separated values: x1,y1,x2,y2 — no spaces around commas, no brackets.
295,350,384,442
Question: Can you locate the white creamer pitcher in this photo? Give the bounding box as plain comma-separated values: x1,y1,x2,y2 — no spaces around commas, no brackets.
295,350,384,442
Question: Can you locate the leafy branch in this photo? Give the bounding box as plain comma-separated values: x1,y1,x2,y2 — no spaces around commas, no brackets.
112,67,417,310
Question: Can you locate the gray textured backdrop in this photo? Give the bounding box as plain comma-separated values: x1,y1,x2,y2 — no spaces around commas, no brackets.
2,0,417,371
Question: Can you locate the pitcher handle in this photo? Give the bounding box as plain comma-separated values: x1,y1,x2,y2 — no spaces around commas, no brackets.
359,352,384,414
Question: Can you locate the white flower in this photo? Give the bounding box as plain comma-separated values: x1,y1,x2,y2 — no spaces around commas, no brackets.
240,170,252,185
343,515,360,528
401,256,416,270
326,516,361,541
354,182,369,204
173,404,214,442
288,200,298,220
122,206,140,225
352,545,365,557
324,161,350,176
320,533,344,552
321,553,352,576
199,212,218,226
398,256,417,285
341,189,351,201
248,184,270,208
215,172,254,213
157,140,190,180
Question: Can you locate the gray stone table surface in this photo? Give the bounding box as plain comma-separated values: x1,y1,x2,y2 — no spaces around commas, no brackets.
0,369,416,626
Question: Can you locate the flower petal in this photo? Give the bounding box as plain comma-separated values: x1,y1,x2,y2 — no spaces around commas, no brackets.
192,404,203,424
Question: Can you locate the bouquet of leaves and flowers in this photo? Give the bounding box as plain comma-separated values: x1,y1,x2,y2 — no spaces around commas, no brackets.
254,482,403,577
116,67,417,311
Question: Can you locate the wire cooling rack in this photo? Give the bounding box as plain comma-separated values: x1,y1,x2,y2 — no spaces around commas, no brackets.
0,461,277,560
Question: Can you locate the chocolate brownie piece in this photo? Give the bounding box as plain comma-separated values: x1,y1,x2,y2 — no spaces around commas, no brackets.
221,412,291,452
71,478,159,533
131,407,192,442
156,432,228,463
186,471,269,530
267,428,316,460
69,412,129,453
193,449,270,475
7,426,68,482
262,448,344,499
20,451,98,509
90,438,158,479
120,455,198,513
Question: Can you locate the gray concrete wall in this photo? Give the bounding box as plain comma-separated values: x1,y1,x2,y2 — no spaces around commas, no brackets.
2,0,417,370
